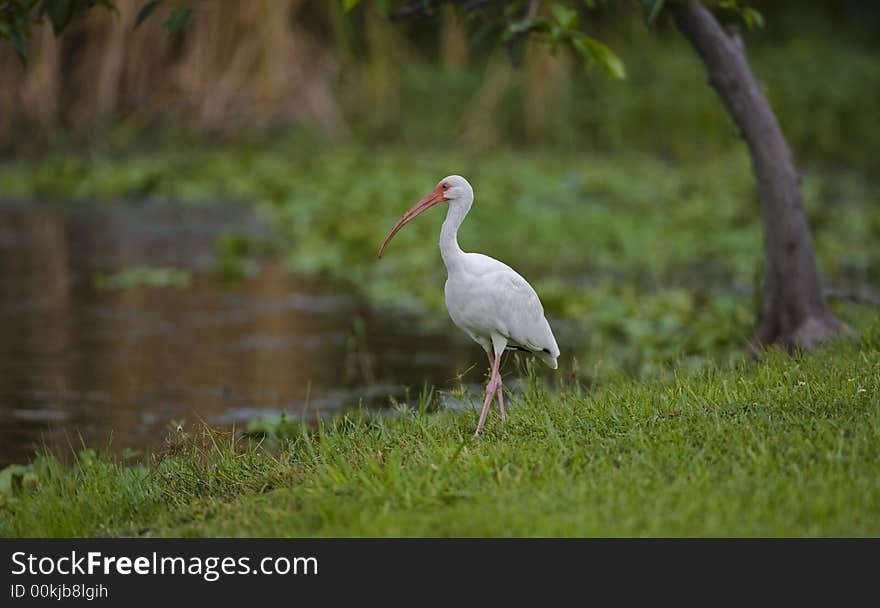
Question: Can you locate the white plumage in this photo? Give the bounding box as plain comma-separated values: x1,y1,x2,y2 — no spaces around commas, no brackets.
378,175,559,436
444,253,559,369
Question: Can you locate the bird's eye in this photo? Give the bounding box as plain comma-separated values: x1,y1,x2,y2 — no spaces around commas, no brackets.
442,183,449,190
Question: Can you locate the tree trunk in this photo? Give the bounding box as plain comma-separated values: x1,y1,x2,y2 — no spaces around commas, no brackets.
671,1,850,351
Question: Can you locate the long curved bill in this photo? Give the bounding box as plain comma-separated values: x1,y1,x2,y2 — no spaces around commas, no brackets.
377,189,446,258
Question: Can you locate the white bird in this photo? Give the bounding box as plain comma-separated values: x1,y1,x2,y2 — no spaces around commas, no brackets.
378,175,559,436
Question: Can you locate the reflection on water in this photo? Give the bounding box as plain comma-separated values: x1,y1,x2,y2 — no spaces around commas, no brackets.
0,201,479,466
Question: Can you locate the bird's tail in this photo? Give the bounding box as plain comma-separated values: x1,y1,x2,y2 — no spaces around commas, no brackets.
537,350,558,370
538,321,560,369
506,341,558,369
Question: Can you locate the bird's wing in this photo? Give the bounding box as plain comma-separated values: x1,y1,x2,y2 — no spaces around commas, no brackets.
445,253,559,366
469,255,555,352
500,270,544,319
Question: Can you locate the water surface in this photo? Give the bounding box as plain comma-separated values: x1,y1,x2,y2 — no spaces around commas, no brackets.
0,201,483,466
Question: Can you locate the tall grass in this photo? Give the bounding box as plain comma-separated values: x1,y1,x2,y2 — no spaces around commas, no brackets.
0,0,343,148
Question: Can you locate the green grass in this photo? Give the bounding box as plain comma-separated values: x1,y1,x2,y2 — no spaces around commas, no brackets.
2,325,878,537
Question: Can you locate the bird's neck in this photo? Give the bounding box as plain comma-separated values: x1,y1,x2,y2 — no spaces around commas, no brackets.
440,201,468,271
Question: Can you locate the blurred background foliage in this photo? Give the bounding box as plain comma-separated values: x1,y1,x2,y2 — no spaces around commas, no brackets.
1,0,878,377
0,0,878,169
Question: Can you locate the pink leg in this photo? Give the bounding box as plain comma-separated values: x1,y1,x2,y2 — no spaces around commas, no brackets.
475,351,502,437
487,351,506,422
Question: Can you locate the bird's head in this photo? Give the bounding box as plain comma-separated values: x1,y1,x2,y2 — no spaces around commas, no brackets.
438,175,473,202
377,175,473,258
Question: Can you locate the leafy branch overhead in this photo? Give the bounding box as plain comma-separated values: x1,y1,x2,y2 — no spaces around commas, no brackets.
1,0,762,69
0,0,194,62
0,0,117,60
341,0,628,78
341,0,763,79
134,0,192,34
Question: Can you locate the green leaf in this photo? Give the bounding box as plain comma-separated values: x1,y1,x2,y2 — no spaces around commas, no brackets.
641,0,665,25
162,6,191,34
9,26,26,63
94,0,120,15
572,35,626,79
47,0,74,35
342,0,360,13
135,0,163,30
742,7,764,29
503,17,550,43
552,4,579,32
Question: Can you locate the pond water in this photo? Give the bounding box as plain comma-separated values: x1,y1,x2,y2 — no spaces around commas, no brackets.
0,201,486,467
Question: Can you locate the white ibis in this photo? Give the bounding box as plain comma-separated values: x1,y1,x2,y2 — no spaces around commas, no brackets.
378,175,559,436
